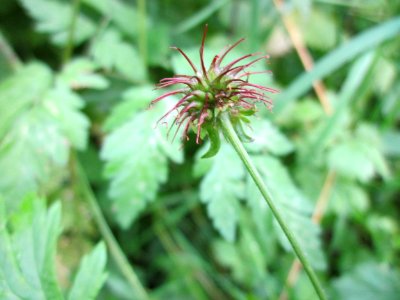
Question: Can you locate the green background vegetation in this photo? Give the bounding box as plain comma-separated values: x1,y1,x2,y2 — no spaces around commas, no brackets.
0,0,399,299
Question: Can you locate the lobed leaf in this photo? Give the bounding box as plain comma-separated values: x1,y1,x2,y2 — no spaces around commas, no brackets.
333,262,400,300
90,29,147,82
245,118,294,156
58,58,109,90
0,63,52,140
327,124,390,182
19,0,96,46
0,63,89,208
101,88,184,228
0,195,107,300
246,155,326,270
82,0,138,38
196,144,244,242
68,243,108,300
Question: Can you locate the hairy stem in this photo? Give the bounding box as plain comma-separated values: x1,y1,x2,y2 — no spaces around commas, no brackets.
72,155,150,300
219,112,327,300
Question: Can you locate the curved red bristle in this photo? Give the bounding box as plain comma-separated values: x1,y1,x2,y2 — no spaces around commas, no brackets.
151,24,277,145
238,70,272,78
151,89,188,105
200,24,209,80
217,38,245,66
171,47,198,74
156,93,195,125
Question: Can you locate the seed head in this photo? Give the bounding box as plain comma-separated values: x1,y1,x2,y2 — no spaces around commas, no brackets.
151,25,278,157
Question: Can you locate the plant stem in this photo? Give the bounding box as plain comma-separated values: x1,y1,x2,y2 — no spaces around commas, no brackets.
72,155,150,300
219,112,327,300
63,0,81,64
138,0,147,68
0,31,22,71
279,171,336,300
273,0,332,115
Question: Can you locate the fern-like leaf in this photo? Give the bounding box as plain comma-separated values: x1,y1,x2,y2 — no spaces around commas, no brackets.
245,118,294,156
0,195,107,300
333,262,400,300
90,29,146,82
68,243,108,300
101,86,183,228
246,155,326,270
196,144,244,242
0,63,89,207
19,0,96,46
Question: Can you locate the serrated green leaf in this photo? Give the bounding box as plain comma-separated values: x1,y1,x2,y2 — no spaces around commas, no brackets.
82,0,137,38
0,62,89,207
68,242,108,300
245,118,294,155
0,197,63,300
90,29,146,82
59,58,109,90
0,195,107,300
101,90,184,228
333,262,400,300
103,86,159,132
328,141,375,182
212,211,277,296
355,124,390,179
19,0,95,46
43,83,90,150
246,155,326,270
197,144,244,242
0,63,52,140
327,124,390,182
213,228,265,285
0,107,69,207
329,180,369,216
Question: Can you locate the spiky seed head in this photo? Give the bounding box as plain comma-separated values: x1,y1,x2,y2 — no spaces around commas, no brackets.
151,24,278,157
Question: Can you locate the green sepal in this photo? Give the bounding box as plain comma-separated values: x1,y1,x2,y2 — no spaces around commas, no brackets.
239,109,256,117
240,116,251,123
202,123,221,158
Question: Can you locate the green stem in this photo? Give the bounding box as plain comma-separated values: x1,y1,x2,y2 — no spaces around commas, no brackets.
0,31,22,71
219,113,327,300
138,0,147,68
73,156,150,300
63,0,81,64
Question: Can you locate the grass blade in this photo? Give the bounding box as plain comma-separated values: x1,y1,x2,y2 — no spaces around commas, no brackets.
274,16,400,114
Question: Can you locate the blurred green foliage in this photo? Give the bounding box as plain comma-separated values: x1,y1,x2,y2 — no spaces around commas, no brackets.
0,0,399,299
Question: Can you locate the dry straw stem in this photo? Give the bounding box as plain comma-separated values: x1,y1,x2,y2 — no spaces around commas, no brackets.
273,0,332,115
272,1,338,297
